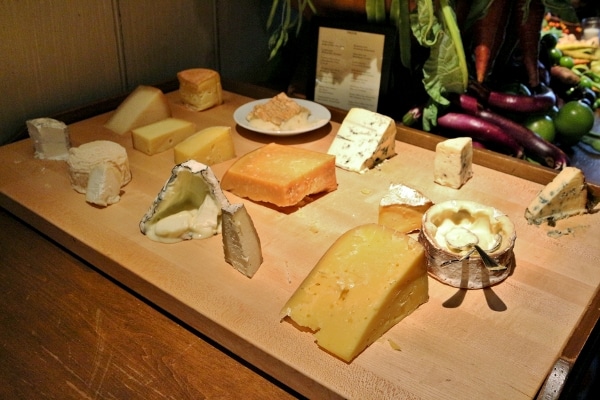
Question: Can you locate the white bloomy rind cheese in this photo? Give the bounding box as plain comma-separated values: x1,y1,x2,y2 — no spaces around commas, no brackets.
67,140,131,206
327,108,397,173
378,183,433,233
433,137,473,189
26,118,71,160
174,125,236,165
221,202,263,278
281,223,428,362
177,68,223,111
104,85,172,135
525,166,597,226
140,160,229,243
132,118,196,155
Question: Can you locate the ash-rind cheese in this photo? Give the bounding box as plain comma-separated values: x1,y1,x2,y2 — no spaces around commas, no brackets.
327,107,396,173
26,118,71,160
525,167,598,226
433,137,473,189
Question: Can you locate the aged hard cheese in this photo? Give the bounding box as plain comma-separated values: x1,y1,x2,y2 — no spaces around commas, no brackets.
132,118,196,155
140,160,229,243
174,126,236,165
26,118,71,160
525,166,598,226
221,202,263,278
378,183,433,233
177,68,223,111
104,85,171,135
327,107,396,173
281,223,428,362
221,143,337,207
433,137,473,189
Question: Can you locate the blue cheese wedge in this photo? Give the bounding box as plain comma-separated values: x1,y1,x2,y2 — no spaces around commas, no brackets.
525,167,598,226
433,137,473,189
26,118,71,160
327,108,396,173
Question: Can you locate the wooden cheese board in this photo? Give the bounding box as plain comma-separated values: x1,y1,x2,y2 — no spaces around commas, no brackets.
1,89,599,399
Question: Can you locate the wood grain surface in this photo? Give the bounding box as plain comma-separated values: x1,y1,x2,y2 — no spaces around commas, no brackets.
1,90,599,399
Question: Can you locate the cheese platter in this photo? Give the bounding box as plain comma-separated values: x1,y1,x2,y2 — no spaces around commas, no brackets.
1,89,599,399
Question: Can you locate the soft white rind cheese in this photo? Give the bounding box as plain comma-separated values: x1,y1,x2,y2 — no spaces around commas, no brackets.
433,137,473,189
327,108,396,173
221,202,263,278
85,163,122,207
26,118,71,160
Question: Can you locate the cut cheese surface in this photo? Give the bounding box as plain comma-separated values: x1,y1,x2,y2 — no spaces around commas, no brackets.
177,68,223,111
525,167,596,226
433,137,473,189
85,163,122,207
221,202,263,278
174,126,236,165
327,107,396,173
132,118,196,155
378,183,433,233
26,118,71,160
221,143,337,207
281,223,428,362
104,85,171,135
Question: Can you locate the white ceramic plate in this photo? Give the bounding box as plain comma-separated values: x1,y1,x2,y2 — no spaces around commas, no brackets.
233,98,331,136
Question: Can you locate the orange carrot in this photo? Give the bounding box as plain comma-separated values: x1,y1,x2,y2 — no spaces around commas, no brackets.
515,0,546,87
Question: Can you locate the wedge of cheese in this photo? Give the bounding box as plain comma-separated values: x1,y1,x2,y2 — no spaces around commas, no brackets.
132,118,196,155
433,137,473,189
85,162,123,207
281,223,428,362
177,68,223,111
26,118,71,160
174,126,236,165
327,107,396,173
140,160,229,243
221,143,337,207
221,202,263,278
378,183,433,233
525,167,597,226
104,85,172,135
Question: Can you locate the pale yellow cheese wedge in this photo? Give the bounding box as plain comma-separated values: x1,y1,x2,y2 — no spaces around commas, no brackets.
132,118,196,155
280,223,428,362
174,126,236,165
104,85,171,135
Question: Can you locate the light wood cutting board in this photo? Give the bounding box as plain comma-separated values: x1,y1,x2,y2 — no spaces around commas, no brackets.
1,90,599,399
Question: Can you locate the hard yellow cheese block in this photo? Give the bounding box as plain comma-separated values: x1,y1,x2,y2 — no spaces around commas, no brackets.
104,85,171,135
174,126,236,165
221,143,337,207
280,223,428,362
177,68,223,111
132,118,196,155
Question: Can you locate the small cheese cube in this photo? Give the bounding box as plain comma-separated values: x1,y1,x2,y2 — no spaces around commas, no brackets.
221,143,337,207
177,68,223,111
281,223,428,362
174,126,236,165
433,137,473,189
26,118,71,160
378,183,433,233
104,85,172,135
132,118,196,155
327,107,396,173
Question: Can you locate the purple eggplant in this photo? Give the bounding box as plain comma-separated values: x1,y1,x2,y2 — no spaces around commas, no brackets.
468,81,556,114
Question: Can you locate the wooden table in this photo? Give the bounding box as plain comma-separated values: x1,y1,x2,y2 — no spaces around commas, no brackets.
1,88,599,399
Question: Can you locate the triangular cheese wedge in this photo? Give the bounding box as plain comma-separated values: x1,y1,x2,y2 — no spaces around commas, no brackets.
221,203,263,278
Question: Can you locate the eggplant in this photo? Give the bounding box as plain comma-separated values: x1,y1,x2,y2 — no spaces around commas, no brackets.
468,81,556,114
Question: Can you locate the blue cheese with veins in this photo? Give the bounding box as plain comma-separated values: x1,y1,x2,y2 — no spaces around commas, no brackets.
433,137,473,189
140,160,229,243
525,167,597,226
327,107,396,173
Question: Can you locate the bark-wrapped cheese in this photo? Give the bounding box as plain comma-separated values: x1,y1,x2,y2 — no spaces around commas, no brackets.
419,200,516,289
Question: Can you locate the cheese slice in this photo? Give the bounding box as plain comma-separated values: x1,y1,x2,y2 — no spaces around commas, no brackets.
433,137,473,189
378,183,433,233
132,118,196,155
140,160,229,243
221,143,337,207
281,223,428,362
327,107,396,173
85,162,123,207
26,118,71,160
177,68,223,111
525,167,597,226
67,140,131,195
174,126,236,165
221,202,263,278
104,85,172,135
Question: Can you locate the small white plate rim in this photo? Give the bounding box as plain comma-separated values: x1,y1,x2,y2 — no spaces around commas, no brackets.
233,98,331,136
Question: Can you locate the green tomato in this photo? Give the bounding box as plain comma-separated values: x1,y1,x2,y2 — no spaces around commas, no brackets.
579,76,593,89
548,47,563,63
559,56,575,69
524,115,556,142
553,100,595,145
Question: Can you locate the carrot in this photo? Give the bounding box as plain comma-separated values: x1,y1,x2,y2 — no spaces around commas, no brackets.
471,0,511,83
515,0,546,87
